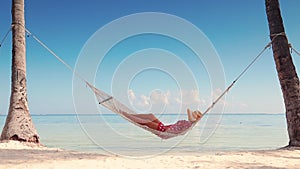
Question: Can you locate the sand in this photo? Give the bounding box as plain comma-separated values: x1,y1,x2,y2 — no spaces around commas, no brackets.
0,141,299,169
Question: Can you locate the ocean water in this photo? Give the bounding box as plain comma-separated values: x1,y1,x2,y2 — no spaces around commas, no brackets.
0,113,289,157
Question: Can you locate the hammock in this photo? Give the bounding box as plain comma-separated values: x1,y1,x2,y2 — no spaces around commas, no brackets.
86,82,197,139
23,28,285,139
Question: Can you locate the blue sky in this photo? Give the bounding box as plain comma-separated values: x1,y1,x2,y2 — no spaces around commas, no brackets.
0,0,300,114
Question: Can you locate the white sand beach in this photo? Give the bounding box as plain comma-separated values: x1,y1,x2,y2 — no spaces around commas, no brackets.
0,141,299,169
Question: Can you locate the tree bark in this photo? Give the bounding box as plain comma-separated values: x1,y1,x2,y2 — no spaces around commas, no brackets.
0,0,39,143
265,0,300,147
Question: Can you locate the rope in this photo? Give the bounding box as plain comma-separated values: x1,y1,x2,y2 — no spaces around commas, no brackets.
290,46,300,57
99,96,113,104
0,26,12,47
202,32,285,116
270,32,286,39
202,44,268,115
25,28,87,83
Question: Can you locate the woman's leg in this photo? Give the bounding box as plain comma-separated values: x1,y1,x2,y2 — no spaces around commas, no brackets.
121,112,161,130
130,114,159,124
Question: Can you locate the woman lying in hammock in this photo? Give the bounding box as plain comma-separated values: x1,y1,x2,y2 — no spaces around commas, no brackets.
122,109,202,134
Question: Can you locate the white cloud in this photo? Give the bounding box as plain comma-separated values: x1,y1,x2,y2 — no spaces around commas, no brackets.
127,89,208,114
128,89,136,100
150,90,169,105
178,90,204,105
127,90,150,111
127,88,252,114
140,95,150,106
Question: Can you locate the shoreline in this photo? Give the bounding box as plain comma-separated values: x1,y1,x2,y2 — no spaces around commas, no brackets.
0,141,299,169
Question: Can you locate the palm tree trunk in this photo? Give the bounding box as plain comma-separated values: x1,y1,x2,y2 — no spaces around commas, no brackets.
0,0,39,143
265,0,300,147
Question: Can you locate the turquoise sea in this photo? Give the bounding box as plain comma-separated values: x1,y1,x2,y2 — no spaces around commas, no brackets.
0,113,289,157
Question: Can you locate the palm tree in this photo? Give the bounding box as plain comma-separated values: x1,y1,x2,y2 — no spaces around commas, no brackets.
0,0,39,143
265,0,300,147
